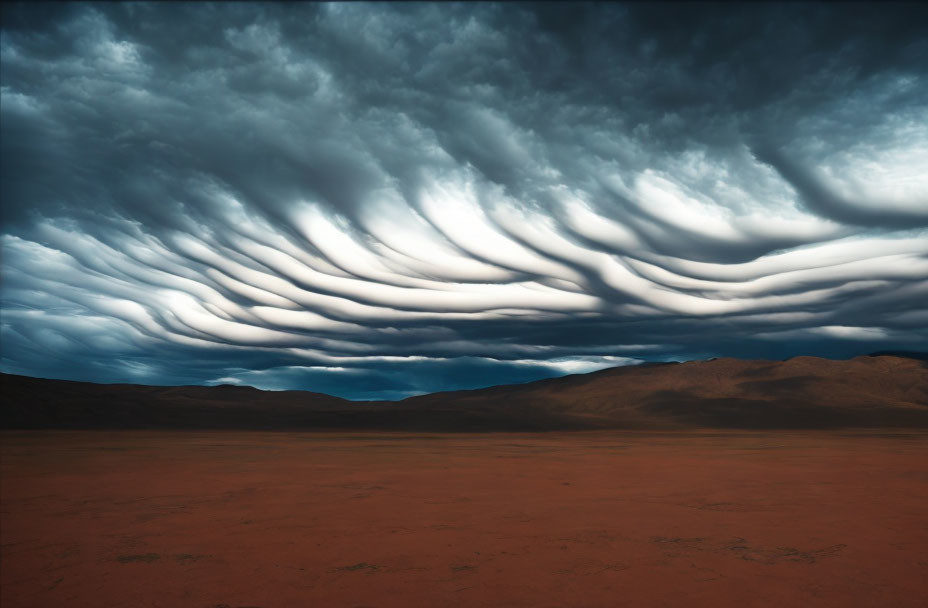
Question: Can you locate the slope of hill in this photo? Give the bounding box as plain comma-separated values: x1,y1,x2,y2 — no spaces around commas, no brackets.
2,355,927,430
401,356,928,429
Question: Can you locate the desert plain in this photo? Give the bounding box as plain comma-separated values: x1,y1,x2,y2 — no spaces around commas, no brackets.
2,429,927,607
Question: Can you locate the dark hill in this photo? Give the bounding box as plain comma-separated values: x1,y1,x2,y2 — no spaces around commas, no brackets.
3,355,927,430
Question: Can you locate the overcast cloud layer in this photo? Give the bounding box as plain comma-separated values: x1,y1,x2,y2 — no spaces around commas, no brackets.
1,2,927,399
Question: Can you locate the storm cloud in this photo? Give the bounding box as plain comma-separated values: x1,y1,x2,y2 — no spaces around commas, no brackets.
1,2,926,399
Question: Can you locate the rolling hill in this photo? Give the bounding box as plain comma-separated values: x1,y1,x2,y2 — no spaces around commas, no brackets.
2,355,927,430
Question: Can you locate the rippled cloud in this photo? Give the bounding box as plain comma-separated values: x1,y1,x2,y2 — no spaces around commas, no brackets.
2,3,926,398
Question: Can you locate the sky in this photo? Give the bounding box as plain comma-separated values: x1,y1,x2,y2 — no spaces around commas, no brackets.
1,2,926,400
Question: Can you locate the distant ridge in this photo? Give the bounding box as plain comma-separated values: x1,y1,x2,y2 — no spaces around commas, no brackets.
868,350,928,361
2,355,927,431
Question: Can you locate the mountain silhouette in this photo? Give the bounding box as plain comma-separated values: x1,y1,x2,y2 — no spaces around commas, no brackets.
3,355,926,431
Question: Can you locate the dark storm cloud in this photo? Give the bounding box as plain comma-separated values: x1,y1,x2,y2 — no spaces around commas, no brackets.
2,2,926,399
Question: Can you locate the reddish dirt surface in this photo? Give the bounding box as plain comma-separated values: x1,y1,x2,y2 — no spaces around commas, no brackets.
2,430,927,607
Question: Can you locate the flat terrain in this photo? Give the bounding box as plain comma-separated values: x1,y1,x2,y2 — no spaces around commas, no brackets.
2,431,927,607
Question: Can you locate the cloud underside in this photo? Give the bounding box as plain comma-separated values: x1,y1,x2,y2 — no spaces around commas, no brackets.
1,3,926,398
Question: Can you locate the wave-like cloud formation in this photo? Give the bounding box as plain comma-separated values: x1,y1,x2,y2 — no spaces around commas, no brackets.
2,4,926,398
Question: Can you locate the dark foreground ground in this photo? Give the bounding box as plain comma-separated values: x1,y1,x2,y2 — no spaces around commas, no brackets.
2,431,927,607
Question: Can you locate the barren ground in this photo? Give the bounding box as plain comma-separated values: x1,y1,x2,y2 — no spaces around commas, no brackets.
2,430,927,607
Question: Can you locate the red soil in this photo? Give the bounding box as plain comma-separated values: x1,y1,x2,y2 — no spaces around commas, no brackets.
2,430,927,607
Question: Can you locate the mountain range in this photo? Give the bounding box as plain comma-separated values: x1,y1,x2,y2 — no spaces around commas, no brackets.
3,355,927,431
